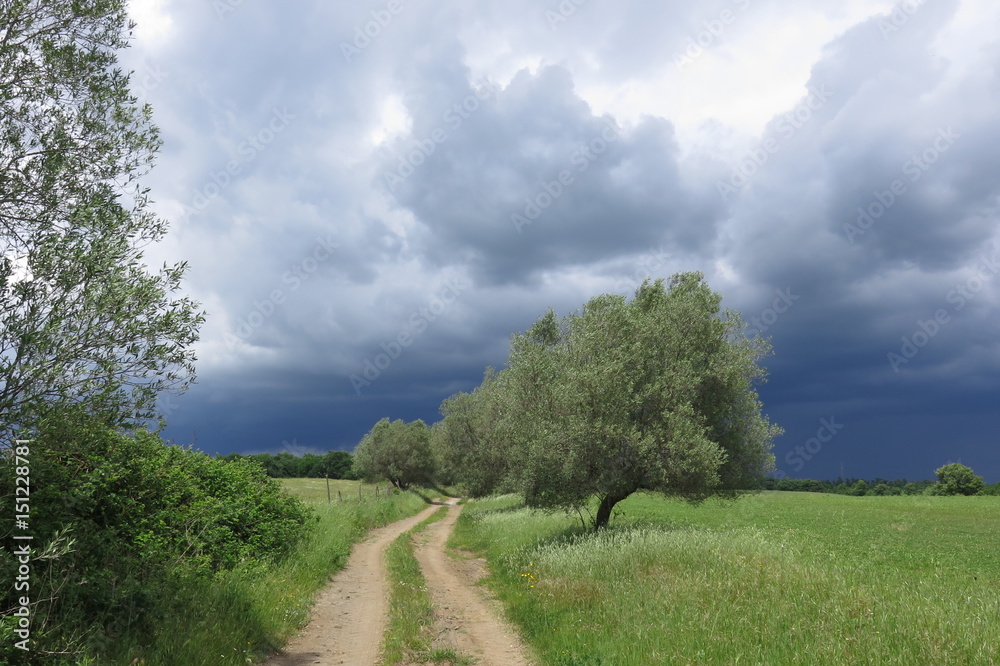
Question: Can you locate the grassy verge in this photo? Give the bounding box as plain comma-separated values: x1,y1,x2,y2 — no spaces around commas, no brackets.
117,484,427,665
451,492,1000,666
381,506,472,666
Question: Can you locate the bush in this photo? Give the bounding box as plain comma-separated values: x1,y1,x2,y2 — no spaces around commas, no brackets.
933,463,986,496
0,409,315,663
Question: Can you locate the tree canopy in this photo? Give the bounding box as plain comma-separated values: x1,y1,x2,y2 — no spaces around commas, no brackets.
933,463,986,496
438,273,781,528
0,0,202,440
353,417,434,489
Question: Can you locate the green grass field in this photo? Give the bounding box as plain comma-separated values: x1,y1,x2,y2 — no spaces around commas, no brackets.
450,491,1000,666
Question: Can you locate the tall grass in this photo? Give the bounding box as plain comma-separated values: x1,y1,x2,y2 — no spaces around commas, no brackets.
451,492,1000,665
109,485,427,665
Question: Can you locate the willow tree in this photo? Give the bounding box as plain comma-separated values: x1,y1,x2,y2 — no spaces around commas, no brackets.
0,1,202,440
502,273,780,528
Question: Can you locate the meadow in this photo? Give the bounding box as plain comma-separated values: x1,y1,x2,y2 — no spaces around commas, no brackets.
450,491,1000,666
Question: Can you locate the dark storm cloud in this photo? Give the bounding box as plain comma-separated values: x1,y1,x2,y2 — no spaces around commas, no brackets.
125,1,1000,481
378,62,722,286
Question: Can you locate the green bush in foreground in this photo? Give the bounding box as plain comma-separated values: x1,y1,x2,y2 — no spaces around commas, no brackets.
0,410,314,664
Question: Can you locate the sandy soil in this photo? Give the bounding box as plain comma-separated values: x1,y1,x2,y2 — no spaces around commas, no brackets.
412,502,534,666
263,504,438,666
262,500,533,666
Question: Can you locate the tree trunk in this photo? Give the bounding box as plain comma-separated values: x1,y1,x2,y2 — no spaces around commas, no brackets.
594,492,629,530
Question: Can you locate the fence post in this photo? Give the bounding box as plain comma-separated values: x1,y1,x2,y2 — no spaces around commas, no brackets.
338,490,343,503
326,476,331,504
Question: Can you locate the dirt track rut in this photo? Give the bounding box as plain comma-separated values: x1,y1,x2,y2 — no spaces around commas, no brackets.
264,504,438,666
263,500,533,666
413,502,534,666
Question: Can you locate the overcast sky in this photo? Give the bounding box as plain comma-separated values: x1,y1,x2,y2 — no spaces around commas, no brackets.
123,0,1000,482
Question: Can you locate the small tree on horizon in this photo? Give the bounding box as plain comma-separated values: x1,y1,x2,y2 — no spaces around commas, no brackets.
353,418,434,489
932,463,986,496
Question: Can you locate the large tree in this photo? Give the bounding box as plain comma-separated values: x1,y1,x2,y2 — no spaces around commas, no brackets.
0,0,202,440
495,273,781,528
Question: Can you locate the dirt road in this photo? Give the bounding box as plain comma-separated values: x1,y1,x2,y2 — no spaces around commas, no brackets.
413,501,534,666
264,504,438,666
263,500,533,665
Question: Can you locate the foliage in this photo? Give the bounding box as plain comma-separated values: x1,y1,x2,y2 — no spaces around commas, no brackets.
0,409,314,663
353,418,435,489
223,449,356,479
932,463,987,496
433,368,517,496
441,274,781,528
0,0,203,440
759,477,938,496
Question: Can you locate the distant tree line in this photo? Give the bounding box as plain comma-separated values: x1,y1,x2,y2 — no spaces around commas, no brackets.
763,464,998,496
219,450,356,479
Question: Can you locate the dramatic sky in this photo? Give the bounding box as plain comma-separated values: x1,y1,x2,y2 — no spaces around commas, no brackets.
123,0,1000,482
